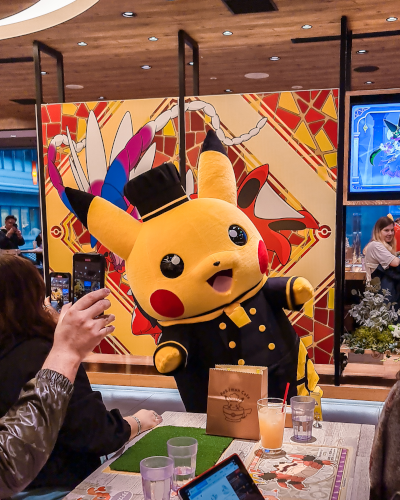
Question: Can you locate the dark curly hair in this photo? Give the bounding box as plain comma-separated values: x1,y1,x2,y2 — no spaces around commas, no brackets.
0,255,56,349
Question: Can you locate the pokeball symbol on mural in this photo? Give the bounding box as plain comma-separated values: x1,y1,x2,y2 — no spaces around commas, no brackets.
50,225,63,238
317,225,331,239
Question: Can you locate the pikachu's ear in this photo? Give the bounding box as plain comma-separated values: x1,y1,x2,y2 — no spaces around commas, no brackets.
65,188,140,261
197,129,237,205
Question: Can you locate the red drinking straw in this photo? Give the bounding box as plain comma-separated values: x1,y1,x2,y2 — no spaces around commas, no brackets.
282,382,290,412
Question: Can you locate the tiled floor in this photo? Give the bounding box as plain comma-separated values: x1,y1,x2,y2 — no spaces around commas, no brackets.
92,384,384,426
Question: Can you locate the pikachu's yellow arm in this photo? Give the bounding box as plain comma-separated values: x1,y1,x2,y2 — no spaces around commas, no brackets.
154,346,183,373
293,277,314,306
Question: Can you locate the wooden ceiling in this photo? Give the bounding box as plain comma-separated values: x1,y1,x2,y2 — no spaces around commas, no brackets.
0,0,400,129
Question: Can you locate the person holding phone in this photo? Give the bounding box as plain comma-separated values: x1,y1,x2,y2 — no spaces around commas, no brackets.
0,255,161,495
0,287,115,499
0,215,25,250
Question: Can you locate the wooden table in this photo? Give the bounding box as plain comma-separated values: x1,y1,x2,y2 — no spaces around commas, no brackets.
65,411,374,500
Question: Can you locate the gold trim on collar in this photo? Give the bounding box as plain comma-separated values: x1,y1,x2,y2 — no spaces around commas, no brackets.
158,275,268,327
141,195,188,221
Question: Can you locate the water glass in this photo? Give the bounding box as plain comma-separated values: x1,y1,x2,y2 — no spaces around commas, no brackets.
291,396,315,442
167,437,198,491
257,398,286,456
140,456,174,500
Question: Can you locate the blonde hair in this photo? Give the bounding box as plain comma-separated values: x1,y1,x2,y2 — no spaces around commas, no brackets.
371,216,397,255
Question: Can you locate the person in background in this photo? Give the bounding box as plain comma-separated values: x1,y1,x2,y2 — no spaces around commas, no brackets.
0,255,161,496
0,288,114,499
0,215,25,250
365,216,400,305
35,232,43,266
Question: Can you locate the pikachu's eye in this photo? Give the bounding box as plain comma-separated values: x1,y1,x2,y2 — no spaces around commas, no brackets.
228,225,247,246
160,254,184,278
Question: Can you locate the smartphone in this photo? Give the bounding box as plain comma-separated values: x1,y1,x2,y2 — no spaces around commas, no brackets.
72,253,105,303
178,454,264,500
49,272,71,313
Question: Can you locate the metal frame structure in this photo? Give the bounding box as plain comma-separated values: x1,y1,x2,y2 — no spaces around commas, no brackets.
178,29,200,190
33,41,65,292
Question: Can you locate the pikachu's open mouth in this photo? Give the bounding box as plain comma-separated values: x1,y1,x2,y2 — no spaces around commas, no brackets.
207,269,233,293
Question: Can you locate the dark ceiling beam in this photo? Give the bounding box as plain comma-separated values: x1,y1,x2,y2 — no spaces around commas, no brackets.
292,29,400,44
0,57,33,64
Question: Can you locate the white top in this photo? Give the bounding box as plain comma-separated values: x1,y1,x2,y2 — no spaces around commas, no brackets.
365,241,396,281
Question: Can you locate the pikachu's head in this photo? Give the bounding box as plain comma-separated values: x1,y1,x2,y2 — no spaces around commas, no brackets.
65,130,268,321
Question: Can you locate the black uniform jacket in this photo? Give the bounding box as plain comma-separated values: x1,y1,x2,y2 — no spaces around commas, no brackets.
0,337,131,490
154,277,301,413
0,228,25,249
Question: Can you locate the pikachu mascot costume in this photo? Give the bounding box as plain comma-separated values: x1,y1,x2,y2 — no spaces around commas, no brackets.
64,130,320,412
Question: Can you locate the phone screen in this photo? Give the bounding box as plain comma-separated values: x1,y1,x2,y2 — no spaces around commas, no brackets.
73,258,103,303
50,275,70,313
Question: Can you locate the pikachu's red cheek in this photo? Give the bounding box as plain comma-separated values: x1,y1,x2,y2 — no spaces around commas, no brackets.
258,240,268,274
150,290,185,318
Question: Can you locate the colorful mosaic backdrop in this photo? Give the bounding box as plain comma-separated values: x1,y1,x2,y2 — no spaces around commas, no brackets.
42,90,337,363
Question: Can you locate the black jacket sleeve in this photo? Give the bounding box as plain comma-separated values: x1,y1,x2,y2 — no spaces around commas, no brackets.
0,231,12,250
262,276,303,311
0,369,73,498
153,325,191,376
55,364,131,455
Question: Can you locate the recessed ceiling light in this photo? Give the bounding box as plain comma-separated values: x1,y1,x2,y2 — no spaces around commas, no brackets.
10,135,16,138
292,85,303,89
225,89,233,92
122,11,136,18
148,36,158,41
188,61,194,66
141,65,152,70
302,24,312,29
77,41,87,46
354,65,379,72
98,96,105,100
356,49,368,54
41,71,47,75
66,84,84,90
269,56,280,61
210,77,217,80
386,16,398,22
245,72,269,79
222,30,233,36
365,81,374,84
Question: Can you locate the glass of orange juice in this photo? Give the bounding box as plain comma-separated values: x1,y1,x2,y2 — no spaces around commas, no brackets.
257,398,286,456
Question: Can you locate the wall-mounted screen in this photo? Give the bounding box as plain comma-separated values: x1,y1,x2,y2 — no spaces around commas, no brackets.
349,93,400,201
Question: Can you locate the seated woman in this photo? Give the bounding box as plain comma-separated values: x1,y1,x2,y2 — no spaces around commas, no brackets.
365,216,400,305
0,255,161,493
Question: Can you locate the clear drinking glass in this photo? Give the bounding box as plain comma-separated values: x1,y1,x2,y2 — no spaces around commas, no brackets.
257,398,286,456
291,396,316,442
140,456,174,500
167,437,198,491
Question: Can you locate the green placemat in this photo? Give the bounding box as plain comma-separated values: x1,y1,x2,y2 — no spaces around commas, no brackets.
110,426,233,476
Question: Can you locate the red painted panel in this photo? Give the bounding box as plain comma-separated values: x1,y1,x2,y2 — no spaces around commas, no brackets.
262,93,279,111
314,307,328,325
276,108,301,130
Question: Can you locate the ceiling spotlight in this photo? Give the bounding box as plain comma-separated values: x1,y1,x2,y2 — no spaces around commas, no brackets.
245,72,269,79
10,135,16,138
148,36,158,41
66,84,84,90
77,41,87,46
269,56,280,61
356,49,368,54
98,96,105,100
222,30,233,36
292,85,303,89
41,71,48,75
122,11,136,18
210,77,217,80
365,81,374,84
141,65,152,70
225,89,233,92
301,24,312,29
188,61,194,66
386,16,398,22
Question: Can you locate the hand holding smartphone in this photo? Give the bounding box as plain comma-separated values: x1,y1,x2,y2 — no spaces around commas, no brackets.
72,253,106,303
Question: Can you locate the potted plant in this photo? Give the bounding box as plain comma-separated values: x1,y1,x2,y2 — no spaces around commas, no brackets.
342,282,400,364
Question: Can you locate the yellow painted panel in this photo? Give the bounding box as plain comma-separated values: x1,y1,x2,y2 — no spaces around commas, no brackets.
87,102,98,110
304,298,314,318
294,122,316,149
324,152,337,168
328,288,335,309
315,129,333,152
300,334,313,348
279,92,300,115
317,166,329,181
62,103,77,116
321,94,338,120
163,120,175,136
204,114,211,123
77,118,87,142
